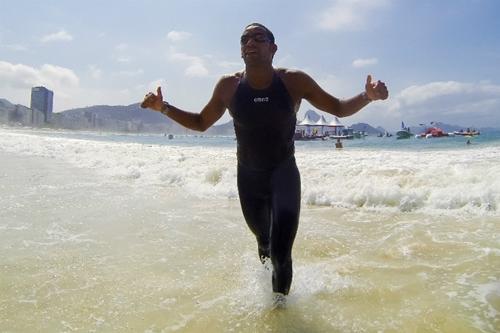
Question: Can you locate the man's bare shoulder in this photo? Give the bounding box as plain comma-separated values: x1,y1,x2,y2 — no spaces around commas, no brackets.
215,71,243,105
276,68,313,94
218,71,244,85
276,68,312,86
275,68,309,78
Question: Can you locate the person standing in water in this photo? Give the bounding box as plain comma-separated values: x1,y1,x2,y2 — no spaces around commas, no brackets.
141,23,388,301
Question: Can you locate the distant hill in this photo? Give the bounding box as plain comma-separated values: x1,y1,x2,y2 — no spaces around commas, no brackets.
61,103,171,125
303,109,321,122
210,120,234,136
0,98,15,109
352,123,384,135
60,103,236,135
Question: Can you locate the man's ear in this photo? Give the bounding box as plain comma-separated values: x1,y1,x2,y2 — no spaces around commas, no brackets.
271,43,278,54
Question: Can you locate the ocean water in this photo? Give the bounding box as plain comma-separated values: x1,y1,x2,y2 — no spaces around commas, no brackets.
0,126,499,332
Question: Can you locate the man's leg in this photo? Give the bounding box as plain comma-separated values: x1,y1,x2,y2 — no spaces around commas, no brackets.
237,164,272,263
270,158,301,295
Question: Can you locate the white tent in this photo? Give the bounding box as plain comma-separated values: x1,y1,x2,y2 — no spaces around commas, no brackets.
328,117,344,136
298,115,316,126
315,115,329,126
297,115,317,136
329,116,343,127
315,115,330,135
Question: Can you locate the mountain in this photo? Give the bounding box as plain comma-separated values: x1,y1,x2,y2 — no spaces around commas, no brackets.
0,98,15,109
60,103,171,125
59,103,236,135
303,109,320,122
352,123,384,135
209,120,234,136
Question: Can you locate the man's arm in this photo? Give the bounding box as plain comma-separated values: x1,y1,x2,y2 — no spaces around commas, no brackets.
141,76,231,132
293,71,388,118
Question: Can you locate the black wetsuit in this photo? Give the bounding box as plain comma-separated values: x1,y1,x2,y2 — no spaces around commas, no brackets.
229,71,301,295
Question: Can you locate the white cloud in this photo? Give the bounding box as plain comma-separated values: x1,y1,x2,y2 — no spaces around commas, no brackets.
397,81,474,106
388,80,500,127
0,60,80,111
39,64,79,89
169,51,209,77
40,30,73,43
352,57,378,68
0,61,78,89
167,31,192,42
318,0,390,32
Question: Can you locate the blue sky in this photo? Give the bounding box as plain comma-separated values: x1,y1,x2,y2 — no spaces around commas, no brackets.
1,0,499,129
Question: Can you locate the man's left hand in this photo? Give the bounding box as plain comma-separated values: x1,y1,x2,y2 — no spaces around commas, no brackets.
365,75,389,101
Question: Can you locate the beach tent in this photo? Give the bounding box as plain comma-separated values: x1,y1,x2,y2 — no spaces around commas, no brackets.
297,114,317,136
328,117,344,136
315,115,330,135
298,115,316,126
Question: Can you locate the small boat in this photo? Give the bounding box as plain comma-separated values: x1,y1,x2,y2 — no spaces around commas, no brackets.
396,130,412,139
330,127,354,140
415,127,451,138
453,129,480,136
396,121,412,139
330,135,352,140
294,130,325,141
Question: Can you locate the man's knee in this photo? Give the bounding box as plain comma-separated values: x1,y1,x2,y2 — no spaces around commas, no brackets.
271,251,292,270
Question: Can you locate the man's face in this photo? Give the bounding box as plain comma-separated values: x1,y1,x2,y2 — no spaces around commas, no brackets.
240,26,277,65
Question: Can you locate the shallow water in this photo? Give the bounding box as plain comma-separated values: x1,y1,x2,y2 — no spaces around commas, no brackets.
1,128,499,332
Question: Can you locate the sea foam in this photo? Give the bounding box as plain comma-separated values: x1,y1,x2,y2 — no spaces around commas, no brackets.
1,129,498,217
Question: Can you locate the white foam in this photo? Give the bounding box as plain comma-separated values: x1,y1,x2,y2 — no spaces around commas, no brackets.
1,128,499,218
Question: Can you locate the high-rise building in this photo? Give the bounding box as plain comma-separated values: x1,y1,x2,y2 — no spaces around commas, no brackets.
30,86,53,122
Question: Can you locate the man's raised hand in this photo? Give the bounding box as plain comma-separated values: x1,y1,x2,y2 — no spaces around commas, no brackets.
141,87,165,112
365,75,389,101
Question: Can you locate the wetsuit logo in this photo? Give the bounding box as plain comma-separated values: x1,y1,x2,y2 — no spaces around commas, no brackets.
253,97,269,103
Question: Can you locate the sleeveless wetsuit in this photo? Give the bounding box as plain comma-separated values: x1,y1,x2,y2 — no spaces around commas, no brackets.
229,71,301,295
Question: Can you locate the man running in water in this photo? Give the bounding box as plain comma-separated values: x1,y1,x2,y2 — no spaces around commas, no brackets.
141,23,388,301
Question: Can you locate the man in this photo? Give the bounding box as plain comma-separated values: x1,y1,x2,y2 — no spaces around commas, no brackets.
141,23,388,301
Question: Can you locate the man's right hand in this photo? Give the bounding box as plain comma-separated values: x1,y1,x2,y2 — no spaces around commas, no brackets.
141,87,165,112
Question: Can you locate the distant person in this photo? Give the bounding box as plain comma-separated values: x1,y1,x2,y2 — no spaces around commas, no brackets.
335,138,343,149
141,23,388,304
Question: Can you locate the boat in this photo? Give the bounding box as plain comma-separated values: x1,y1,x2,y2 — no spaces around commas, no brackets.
330,127,354,140
330,134,352,140
294,130,325,141
415,127,451,138
396,130,412,139
396,121,412,139
453,129,480,136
